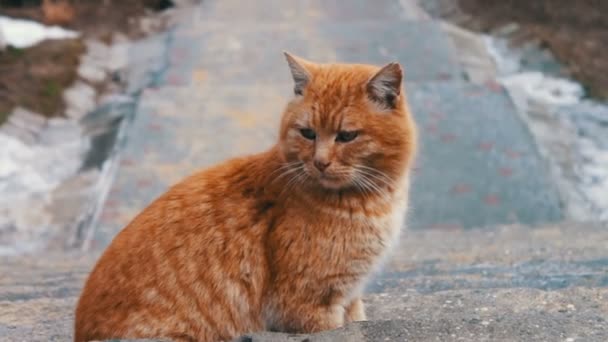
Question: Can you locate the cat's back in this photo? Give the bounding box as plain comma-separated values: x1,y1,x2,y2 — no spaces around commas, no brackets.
107,149,275,249
75,150,278,341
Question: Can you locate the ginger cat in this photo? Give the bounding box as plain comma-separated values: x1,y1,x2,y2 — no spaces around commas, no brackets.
75,53,417,342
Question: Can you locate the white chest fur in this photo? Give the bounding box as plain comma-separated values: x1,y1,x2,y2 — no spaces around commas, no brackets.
343,176,410,301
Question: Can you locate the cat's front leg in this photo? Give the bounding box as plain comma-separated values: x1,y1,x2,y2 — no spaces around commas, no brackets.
344,297,367,323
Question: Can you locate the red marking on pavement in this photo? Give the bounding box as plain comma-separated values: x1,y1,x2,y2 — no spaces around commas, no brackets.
485,80,503,93
499,167,514,177
425,123,438,134
478,141,494,151
484,194,501,206
137,179,154,188
440,133,457,142
466,89,484,96
436,72,451,80
170,49,187,62
430,112,445,120
450,183,472,195
121,158,135,166
101,210,119,222
505,149,522,159
148,123,162,131
167,74,183,85
105,199,118,207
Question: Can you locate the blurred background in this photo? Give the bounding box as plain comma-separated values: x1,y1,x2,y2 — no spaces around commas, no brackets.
0,0,607,340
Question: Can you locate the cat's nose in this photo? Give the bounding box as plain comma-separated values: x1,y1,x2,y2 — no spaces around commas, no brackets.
314,159,331,172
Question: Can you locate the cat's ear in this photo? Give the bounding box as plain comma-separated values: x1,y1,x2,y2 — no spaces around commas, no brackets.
366,62,403,109
284,52,312,96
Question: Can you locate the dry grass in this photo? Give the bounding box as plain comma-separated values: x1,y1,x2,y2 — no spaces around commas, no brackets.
459,0,608,99
0,39,85,124
0,0,166,124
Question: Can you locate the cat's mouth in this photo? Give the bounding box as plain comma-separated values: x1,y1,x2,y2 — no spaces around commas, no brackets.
302,164,352,189
317,173,348,189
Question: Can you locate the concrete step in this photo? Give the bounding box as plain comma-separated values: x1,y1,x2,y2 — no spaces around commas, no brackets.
185,0,428,26
0,253,95,341
379,223,608,293
406,80,562,229
2,223,606,341
241,286,608,341
164,20,462,85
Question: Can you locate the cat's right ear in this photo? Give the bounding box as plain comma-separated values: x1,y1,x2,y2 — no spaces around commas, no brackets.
284,52,312,96
367,62,403,110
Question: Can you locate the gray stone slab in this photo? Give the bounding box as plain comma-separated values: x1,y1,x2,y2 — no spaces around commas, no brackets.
93,85,285,246
125,33,170,94
193,0,427,25
376,222,608,294
406,80,562,229
187,21,461,84
99,307,608,341
2,224,607,341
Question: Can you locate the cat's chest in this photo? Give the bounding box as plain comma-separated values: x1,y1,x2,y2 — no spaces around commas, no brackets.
282,200,405,262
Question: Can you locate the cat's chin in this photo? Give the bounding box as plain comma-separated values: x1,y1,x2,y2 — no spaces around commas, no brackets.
317,176,349,190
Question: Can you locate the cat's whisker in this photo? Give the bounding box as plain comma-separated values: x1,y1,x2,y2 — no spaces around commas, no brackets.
356,173,391,202
269,163,302,181
355,173,381,200
273,164,305,183
355,165,396,183
268,161,301,178
356,175,377,196
352,177,372,200
293,172,310,191
354,166,396,189
281,167,308,196
355,166,396,186
358,172,394,191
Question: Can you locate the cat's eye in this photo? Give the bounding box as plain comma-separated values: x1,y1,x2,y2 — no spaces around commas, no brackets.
336,131,359,143
300,128,316,140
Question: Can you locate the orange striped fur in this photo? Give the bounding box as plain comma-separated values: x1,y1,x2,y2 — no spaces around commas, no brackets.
74,53,417,342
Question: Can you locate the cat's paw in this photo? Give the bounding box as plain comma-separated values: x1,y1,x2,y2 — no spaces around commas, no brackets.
344,298,367,323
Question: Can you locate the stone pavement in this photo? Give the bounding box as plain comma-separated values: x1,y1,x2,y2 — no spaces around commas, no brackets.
1,0,606,341
2,223,607,341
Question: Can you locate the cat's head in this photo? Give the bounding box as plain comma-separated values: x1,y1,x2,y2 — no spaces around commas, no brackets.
278,52,416,192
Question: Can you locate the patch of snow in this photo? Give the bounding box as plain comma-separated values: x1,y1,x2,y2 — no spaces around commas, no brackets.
500,72,584,109
484,35,520,75
0,15,79,49
64,82,97,120
483,34,608,221
0,131,89,200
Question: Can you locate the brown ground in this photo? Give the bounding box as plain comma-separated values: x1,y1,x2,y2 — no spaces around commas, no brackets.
0,0,169,124
0,40,84,124
458,0,608,99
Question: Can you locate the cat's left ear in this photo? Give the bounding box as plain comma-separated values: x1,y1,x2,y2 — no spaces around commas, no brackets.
366,62,403,109
284,52,312,96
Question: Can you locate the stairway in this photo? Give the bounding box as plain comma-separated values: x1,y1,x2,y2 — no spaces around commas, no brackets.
1,0,606,341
